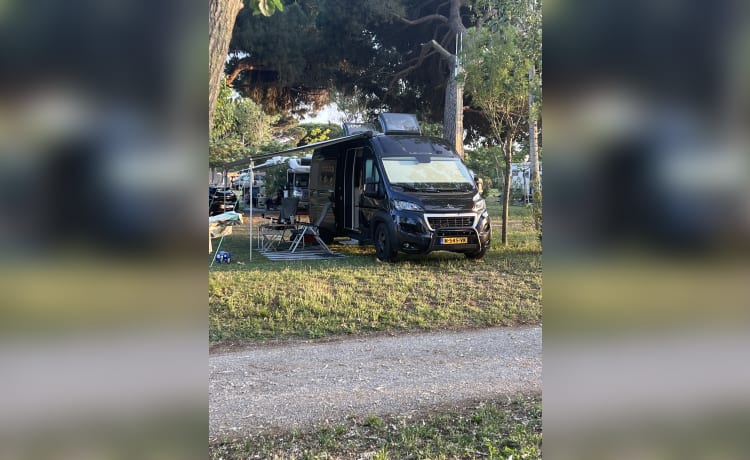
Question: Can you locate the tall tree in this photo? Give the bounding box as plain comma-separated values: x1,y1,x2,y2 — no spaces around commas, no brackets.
524,0,542,238
209,0,283,131
386,0,514,158
463,0,540,244
388,0,468,157
228,0,403,116
514,0,542,211
223,0,503,146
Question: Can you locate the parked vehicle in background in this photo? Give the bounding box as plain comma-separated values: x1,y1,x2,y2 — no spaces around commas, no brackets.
209,185,238,215
231,174,243,190
227,171,240,189
284,156,311,212
510,162,543,203
239,171,266,208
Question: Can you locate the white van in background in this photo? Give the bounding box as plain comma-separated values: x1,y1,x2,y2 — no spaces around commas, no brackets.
510,162,542,203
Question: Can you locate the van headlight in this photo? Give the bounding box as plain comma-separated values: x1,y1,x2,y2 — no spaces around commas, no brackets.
391,200,424,212
472,193,486,212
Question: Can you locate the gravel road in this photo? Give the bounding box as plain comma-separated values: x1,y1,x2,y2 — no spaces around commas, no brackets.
209,326,541,441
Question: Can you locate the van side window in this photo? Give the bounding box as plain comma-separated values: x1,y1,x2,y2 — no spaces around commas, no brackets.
365,157,380,183
320,159,336,187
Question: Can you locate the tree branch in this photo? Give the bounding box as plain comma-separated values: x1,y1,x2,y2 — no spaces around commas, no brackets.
393,13,449,26
412,0,449,16
475,6,498,31
387,44,439,96
438,28,453,48
425,39,455,64
226,57,266,86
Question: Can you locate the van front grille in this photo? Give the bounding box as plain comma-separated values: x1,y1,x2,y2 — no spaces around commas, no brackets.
427,216,474,229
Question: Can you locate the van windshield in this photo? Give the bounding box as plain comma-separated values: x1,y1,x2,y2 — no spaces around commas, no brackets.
381,156,475,192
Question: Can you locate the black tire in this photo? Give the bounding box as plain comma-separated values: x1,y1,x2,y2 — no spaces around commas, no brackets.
464,243,489,260
374,223,398,262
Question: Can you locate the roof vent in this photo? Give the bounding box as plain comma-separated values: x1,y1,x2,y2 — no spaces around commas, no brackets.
342,122,377,136
377,113,421,135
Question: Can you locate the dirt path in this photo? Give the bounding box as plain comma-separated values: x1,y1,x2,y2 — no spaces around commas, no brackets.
209,326,541,441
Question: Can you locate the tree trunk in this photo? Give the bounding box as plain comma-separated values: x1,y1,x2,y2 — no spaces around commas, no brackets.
209,0,243,131
501,141,513,245
493,151,503,197
528,117,538,183
528,64,540,190
445,0,466,158
226,58,263,86
444,74,464,158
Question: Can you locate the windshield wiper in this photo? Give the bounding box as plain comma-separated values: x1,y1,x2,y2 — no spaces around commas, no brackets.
437,185,474,192
392,184,419,192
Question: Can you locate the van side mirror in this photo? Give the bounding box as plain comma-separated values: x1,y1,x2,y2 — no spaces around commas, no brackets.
364,177,382,198
474,175,484,194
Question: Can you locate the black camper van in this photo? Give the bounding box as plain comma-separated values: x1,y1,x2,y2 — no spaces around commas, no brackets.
308,113,491,261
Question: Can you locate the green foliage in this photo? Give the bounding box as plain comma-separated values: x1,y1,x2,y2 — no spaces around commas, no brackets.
229,1,478,133
263,164,288,200
210,79,278,167
211,81,236,140
255,141,288,156
272,115,308,146
419,120,444,138
297,123,342,146
249,0,284,17
332,87,373,123
227,0,541,149
231,0,401,88
465,145,503,195
463,1,542,244
209,138,249,169
463,26,528,142
301,127,330,145
463,0,541,134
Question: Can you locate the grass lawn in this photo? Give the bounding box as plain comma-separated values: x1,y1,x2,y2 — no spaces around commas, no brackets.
210,394,542,460
209,191,542,343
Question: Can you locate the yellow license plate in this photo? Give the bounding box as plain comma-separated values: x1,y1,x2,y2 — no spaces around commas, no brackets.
441,237,468,245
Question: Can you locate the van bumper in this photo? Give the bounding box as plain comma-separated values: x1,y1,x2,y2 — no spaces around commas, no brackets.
392,211,491,254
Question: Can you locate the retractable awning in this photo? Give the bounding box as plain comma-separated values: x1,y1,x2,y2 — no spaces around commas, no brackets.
220,131,374,170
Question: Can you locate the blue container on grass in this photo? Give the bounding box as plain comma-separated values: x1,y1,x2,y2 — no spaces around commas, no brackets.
215,250,231,264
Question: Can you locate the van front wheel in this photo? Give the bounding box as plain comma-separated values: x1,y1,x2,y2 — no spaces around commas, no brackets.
374,223,398,262
464,243,489,260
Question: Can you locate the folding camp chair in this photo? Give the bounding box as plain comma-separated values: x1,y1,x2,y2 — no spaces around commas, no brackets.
258,197,300,250
289,200,333,254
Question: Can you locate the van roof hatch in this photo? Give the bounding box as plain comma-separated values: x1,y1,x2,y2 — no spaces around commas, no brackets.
378,113,421,135
342,122,378,136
